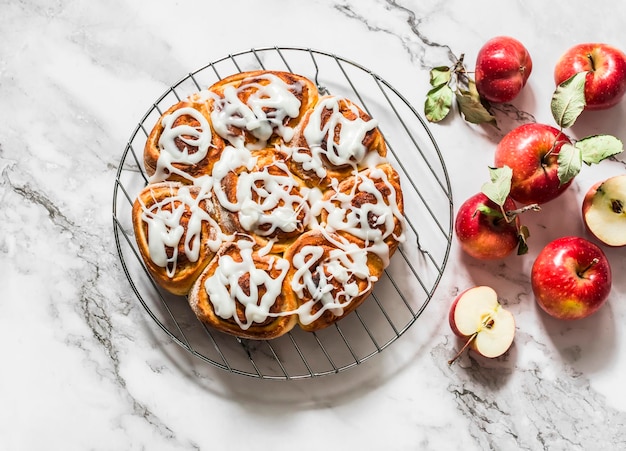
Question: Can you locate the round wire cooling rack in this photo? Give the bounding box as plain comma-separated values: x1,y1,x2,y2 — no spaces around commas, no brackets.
112,47,453,380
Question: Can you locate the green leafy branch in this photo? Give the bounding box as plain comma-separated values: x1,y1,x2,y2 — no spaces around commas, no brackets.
424,54,496,126
550,72,624,185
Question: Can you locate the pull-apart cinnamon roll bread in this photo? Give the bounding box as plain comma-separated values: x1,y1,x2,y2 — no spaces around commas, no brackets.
132,70,406,339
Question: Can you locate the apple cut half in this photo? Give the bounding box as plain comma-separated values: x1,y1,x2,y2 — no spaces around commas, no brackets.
448,285,515,364
583,174,626,247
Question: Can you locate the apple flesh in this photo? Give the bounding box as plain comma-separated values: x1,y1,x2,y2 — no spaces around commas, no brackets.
494,123,573,205
475,36,533,103
582,175,626,247
554,43,626,110
448,286,515,363
454,192,520,260
531,236,612,320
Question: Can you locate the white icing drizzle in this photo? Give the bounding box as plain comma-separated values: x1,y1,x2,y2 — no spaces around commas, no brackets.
291,96,379,178
212,146,310,237
318,166,406,266
139,183,224,277
210,73,303,149
205,239,290,329
289,238,376,324
150,106,214,183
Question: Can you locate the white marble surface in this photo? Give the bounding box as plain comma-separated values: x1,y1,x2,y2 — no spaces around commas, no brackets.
2,0,626,449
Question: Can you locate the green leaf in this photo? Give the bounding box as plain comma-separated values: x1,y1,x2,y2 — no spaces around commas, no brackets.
474,204,504,219
557,143,583,186
576,134,624,165
455,88,497,125
481,166,513,207
517,225,530,255
425,84,454,122
551,71,587,128
429,66,452,87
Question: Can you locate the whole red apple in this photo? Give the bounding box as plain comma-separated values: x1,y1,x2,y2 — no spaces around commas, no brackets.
455,192,520,260
475,36,533,103
494,123,573,205
531,236,612,320
554,43,626,110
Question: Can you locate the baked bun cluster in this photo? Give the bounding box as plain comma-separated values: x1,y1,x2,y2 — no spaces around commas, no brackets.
132,70,405,339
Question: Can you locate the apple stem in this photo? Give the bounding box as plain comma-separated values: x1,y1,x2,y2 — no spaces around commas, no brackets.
448,332,477,365
504,203,541,222
586,52,596,71
578,258,600,278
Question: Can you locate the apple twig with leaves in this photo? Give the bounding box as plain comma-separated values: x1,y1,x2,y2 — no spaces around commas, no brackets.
479,166,540,255
424,54,497,125
550,72,624,186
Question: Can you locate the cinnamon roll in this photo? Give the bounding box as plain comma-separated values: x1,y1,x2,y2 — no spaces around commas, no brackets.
208,70,319,150
318,162,405,264
144,95,225,184
188,236,298,340
132,181,225,295
283,230,385,332
288,95,387,189
214,148,311,253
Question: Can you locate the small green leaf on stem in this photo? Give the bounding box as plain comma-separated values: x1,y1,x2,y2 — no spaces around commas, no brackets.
481,166,513,207
557,143,583,186
474,204,504,219
429,66,452,87
551,71,587,129
456,89,497,125
425,84,454,122
576,134,624,165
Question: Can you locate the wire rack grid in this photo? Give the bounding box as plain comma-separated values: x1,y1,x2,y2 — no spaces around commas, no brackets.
112,47,453,380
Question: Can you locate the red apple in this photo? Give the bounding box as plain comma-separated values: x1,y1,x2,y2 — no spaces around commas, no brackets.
531,236,612,320
494,123,573,205
582,174,626,247
455,192,520,260
448,285,515,364
554,43,626,110
475,36,533,103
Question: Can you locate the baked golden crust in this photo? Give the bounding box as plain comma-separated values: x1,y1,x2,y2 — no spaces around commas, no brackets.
188,237,298,340
134,70,405,339
132,181,223,296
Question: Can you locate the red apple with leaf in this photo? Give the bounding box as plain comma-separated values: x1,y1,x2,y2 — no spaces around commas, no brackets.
448,285,515,364
424,36,532,125
531,236,612,320
582,174,626,247
475,36,533,103
554,43,626,110
455,166,539,260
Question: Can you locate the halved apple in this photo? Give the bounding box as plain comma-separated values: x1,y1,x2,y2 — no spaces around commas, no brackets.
582,174,626,247
448,285,515,364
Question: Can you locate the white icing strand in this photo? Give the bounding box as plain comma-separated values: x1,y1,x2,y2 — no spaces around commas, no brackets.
205,239,290,329
289,240,375,324
321,167,405,265
292,96,379,178
150,106,214,183
210,73,303,149
212,148,309,237
139,183,223,277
